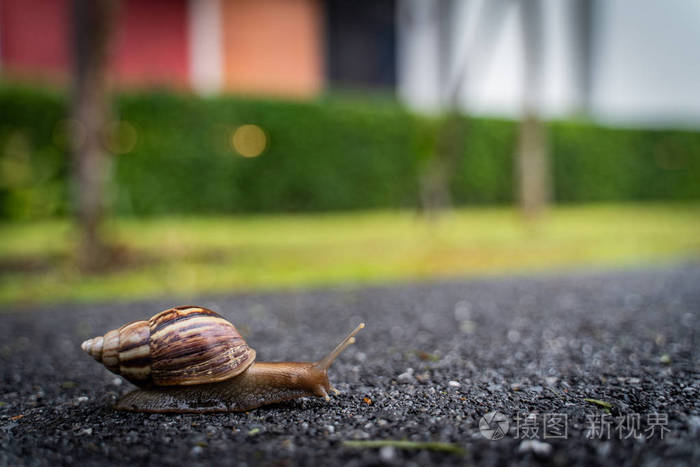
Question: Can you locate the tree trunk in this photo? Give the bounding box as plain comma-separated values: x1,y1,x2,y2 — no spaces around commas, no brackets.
419,113,467,217
71,0,117,270
417,0,513,218
517,0,549,219
516,113,549,218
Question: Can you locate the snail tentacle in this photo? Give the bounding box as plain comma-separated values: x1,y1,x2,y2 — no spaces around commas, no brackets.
315,323,365,371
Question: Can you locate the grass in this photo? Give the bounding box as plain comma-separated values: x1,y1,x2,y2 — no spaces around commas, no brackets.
1,202,699,306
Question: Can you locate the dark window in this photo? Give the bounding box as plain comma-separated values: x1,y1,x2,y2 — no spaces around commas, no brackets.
325,0,396,90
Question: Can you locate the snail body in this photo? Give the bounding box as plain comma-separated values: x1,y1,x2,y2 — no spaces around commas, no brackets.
81,306,364,413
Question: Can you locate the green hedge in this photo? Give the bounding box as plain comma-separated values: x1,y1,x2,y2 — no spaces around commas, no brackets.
551,121,700,202
1,83,699,219
0,86,69,218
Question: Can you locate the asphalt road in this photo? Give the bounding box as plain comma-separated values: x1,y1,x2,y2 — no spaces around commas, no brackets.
1,264,699,466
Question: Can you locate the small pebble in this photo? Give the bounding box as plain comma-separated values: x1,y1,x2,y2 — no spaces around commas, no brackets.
190,446,203,456
398,368,414,383
507,329,520,343
545,376,558,386
380,446,396,461
459,320,476,334
448,381,461,388
687,416,700,436
415,372,430,384
518,440,552,457
352,430,369,440
596,442,611,458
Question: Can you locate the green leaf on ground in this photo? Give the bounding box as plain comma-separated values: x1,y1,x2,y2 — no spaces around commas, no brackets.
584,398,613,413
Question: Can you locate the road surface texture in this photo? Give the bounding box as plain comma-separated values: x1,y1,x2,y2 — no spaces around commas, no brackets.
1,264,699,466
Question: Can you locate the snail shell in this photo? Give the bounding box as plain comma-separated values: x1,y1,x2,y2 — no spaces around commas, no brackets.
81,306,256,387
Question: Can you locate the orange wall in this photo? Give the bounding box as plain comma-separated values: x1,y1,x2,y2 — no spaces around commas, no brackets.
221,0,323,97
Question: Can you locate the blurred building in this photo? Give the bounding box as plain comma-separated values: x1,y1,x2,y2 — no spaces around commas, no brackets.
2,0,700,126
1,0,192,89
0,0,324,96
0,0,393,97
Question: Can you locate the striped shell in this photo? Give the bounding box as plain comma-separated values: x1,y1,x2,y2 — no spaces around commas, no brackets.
81,306,256,387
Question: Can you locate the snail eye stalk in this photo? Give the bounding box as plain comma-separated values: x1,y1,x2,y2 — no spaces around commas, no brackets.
316,323,365,371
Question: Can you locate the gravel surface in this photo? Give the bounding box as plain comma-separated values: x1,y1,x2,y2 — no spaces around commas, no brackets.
1,264,699,466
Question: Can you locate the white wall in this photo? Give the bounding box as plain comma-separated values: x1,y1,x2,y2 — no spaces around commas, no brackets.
188,0,224,94
591,0,700,127
397,0,700,128
396,0,443,113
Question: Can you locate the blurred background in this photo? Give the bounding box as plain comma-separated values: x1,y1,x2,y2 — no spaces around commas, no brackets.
0,0,699,305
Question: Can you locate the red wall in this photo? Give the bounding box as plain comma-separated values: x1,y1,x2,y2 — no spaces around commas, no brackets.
0,0,71,79
112,0,189,87
0,0,189,88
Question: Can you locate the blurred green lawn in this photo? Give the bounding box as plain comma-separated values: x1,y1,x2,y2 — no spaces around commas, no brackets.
1,202,699,305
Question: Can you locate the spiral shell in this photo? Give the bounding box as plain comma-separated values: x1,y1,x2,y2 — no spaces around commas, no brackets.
81,306,256,387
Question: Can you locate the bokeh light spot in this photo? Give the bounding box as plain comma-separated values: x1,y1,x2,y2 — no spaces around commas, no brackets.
104,120,138,154
232,124,267,158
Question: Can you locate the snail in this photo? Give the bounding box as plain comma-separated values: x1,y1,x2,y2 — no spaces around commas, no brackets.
81,305,365,413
